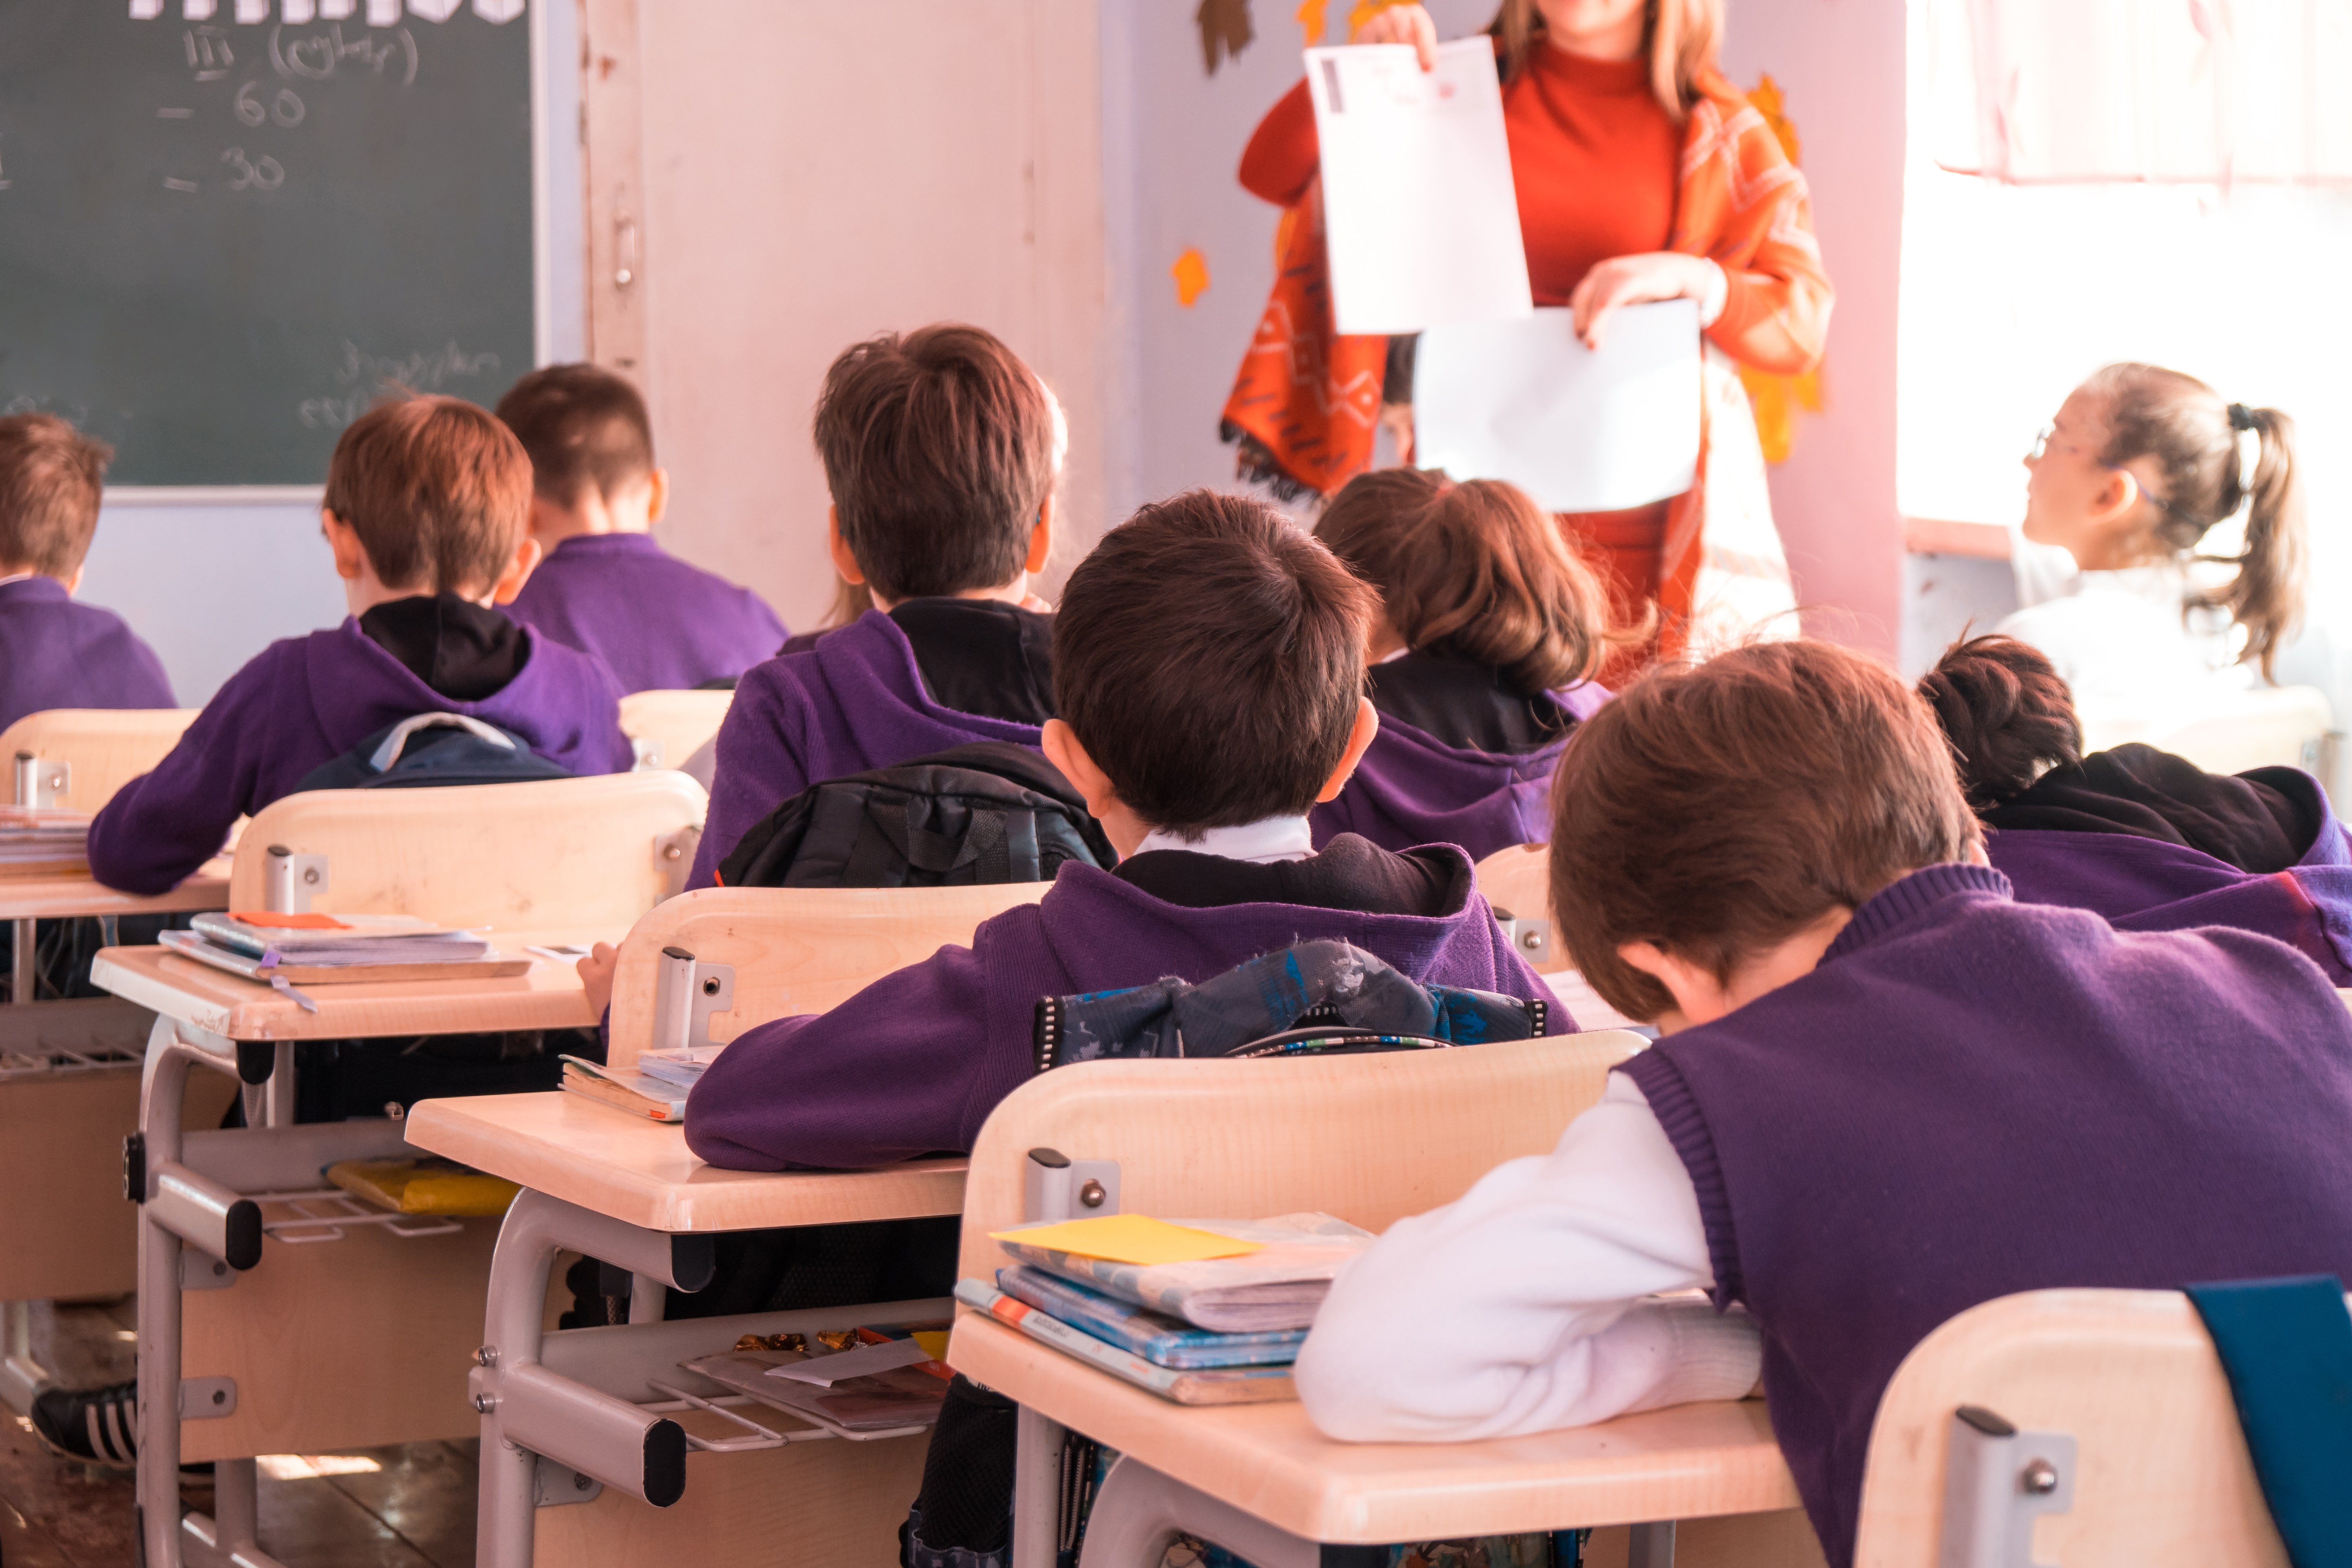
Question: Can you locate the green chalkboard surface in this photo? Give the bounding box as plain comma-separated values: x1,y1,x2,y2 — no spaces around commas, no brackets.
0,2,535,487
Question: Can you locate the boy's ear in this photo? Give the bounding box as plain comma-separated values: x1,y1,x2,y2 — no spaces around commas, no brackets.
1041,718,1117,820
1314,697,1382,805
321,509,368,583
65,565,85,595
645,468,670,526
489,534,545,606
1024,494,1054,575
827,505,867,587
2090,466,2142,524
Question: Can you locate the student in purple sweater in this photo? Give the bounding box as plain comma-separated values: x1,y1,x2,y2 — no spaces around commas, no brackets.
674,490,1558,1170
1297,639,2352,1568
497,364,787,693
88,396,634,895
688,324,1060,887
1309,470,1618,862
0,415,174,734
1919,632,2352,980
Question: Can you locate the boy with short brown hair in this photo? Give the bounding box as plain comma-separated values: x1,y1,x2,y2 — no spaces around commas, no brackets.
497,364,786,693
1297,639,2352,1568
89,395,634,893
0,413,174,732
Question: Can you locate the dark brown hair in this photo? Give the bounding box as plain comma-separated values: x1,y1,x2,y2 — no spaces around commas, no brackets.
1315,469,1620,695
813,324,1054,603
1549,639,1980,1020
1054,491,1374,833
1917,634,2081,811
0,415,112,579
322,395,532,595
2086,362,2305,678
494,363,656,506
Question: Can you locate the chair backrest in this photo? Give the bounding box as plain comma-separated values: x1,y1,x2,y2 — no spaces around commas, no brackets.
227,772,709,931
958,1031,1646,1279
605,882,1049,1070
0,707,200,813
2079,684,2334,777
1853,1287,2290,1566
1472,842,1641,1032
617,689,735,772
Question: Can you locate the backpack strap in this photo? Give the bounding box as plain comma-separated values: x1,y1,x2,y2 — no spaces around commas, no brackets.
2184,1274,2352,1565
368,712,518,773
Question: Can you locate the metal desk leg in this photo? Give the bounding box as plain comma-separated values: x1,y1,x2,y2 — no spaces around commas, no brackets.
1626,1521,1676,1568
1076,1455,1318,1568
1012,1405,1065,1568
9,917,31,1005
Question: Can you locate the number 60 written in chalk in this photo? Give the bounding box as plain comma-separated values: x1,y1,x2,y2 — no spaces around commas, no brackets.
234,80,305,128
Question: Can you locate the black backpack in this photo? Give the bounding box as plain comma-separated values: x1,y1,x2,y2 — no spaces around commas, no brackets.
294,713,575,793
716,741,1114,889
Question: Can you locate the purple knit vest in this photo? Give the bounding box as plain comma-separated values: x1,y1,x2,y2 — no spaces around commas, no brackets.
1620,863,2352,1567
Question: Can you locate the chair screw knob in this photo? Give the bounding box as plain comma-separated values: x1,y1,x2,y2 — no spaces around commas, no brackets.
2019,1458,2059,1495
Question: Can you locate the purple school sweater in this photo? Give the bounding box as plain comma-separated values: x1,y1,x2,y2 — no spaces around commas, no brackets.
0,576,175,734
1989,808,2352,983
505,532,787,695
88,619,633,894
1620,863,2352,1568
1311,684,1609,861
685,841,1558,1170
688,610,1045,888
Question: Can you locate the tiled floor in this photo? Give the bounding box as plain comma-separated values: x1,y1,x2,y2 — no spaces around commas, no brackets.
3,1301,478,1568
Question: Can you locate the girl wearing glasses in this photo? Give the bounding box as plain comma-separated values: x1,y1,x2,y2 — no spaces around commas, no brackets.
2000,363,2305,706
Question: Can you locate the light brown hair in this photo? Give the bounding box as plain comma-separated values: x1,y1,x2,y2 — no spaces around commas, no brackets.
1916,634,2081,811
494,363,656,506
1315,469,1623,695
2084,362,2305,678
813,324,1054,604
1549,639,1980,1020
1487,0,1722,118
0,414,112,579
1054,491,1374,833
322,395,532,595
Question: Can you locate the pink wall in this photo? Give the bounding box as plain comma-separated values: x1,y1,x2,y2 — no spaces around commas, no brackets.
1719,0,1907,654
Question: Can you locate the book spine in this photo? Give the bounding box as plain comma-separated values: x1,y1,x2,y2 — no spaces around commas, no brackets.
953,1280,1187,1396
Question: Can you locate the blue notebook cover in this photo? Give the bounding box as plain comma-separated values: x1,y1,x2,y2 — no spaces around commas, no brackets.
996,1266,1305,1369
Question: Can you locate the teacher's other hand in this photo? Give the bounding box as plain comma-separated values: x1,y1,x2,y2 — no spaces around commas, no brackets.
1569,252,1722,349
1351,3,1438,71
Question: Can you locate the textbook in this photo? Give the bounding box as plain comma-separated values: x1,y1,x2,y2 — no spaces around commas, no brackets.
192,911,490,963
158,928,529,986
631,1045,721,1090
0,807,90,879
991,1212,1373,1332
558,1057,686,1122
995,1266,1306,1368
955,1280,1296,1405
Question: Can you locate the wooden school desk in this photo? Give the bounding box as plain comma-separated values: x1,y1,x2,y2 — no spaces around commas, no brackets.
89,929,618,1568
404,1090,967,1568
949,1310,1801,1567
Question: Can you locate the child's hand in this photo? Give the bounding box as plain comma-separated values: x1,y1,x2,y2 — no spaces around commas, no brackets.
577,942,619,1018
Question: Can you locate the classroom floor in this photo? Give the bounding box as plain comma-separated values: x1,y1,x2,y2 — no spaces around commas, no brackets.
4,1302,479,1568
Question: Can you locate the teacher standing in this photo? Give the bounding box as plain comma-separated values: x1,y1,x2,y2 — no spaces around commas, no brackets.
1224,0,1832,664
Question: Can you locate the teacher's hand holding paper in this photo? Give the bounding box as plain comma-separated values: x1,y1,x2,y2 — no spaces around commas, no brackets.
1569,251,1724,349
1349,2,1440,69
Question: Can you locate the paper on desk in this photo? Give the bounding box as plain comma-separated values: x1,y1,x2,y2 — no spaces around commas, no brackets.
766,1336,939,1386
1414,300,1702,513
990,1214,1266,1267
1306,37,1533,335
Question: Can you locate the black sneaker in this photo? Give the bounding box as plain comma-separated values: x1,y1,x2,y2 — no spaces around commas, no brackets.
30,1380,138,1469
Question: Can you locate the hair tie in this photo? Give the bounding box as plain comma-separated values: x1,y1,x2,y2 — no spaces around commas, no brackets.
2228,402,2258,432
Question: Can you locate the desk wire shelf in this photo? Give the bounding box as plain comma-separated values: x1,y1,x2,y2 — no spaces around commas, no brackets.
0,1040,142,1081
251,1189,465,1243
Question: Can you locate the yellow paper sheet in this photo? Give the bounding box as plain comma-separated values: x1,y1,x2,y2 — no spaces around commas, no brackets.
990,1214,1265,1266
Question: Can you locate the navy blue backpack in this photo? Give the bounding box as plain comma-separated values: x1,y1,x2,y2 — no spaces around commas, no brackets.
294,713,574,792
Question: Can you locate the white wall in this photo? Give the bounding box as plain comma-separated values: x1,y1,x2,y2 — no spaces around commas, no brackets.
74,0,587,706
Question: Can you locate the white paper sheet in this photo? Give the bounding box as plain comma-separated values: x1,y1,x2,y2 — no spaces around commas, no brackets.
1413,300,1702,513
1305,38,1534,336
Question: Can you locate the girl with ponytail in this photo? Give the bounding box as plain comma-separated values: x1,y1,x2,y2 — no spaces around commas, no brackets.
1920,633,2352,980
1999,364,2306,704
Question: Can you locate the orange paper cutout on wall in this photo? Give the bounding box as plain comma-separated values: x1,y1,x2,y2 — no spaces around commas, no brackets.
1737,72,1823,465
1295,0,1326,47
1172,248,1211,308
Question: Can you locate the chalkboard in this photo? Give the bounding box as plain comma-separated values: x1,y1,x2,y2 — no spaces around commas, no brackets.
0,1,537,488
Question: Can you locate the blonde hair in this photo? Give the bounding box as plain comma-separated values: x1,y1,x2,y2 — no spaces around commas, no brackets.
1486,0,1723,119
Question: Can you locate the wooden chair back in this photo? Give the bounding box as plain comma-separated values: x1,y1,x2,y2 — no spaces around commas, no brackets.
1472,842,1642,1031
617,689,734,772
226,772,708,931
2080,684,2333,777
958,1031,1646,1279
1853,1287,2290,1566
0,707,200,813
605,882,1050,1070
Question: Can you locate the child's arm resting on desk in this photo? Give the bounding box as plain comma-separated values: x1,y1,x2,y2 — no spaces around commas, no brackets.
1294,1075,1761,1443
85,693,257,894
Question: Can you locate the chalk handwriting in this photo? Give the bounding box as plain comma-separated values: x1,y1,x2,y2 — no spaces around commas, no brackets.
220,147,285,191
185,26,233,82
235,80,307,128
270,23,418,88
300,339,503,429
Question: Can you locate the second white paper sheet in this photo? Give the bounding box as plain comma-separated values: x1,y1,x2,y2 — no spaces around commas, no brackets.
1413,300,1702,513
1306,38,1533,335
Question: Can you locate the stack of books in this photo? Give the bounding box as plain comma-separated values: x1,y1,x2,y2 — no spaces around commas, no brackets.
956,1213,1374,1404
160,912,523,983
0,807,91,879
560,1044,720,1123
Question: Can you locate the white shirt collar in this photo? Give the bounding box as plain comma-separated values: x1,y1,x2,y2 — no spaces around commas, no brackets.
1133,815,1315,864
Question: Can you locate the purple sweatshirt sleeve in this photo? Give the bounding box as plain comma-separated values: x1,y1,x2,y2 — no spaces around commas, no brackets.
687,667,817,888
87,668,270,894
683,938,998,1169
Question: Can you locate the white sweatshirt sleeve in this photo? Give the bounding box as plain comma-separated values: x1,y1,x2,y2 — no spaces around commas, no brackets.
1294,1074,1761,1443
